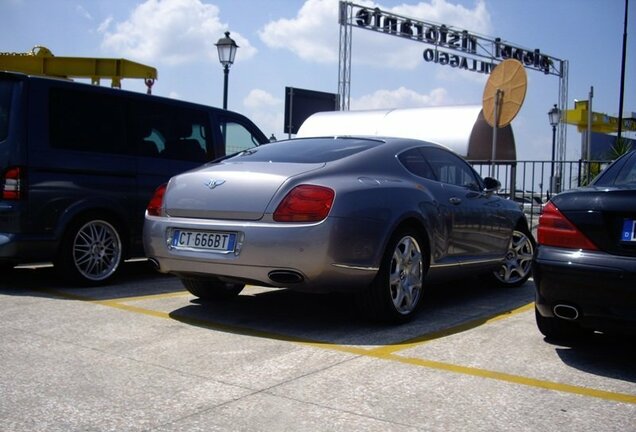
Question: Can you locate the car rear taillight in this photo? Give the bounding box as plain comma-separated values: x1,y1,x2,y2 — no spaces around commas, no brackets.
273,185,335,222
537,201,598,250
2,167,23,200
147,183,167,217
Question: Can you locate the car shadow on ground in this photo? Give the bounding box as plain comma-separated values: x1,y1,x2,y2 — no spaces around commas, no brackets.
168,281,636,385
0,260,181,300
168,277,536,347
549,334,636,383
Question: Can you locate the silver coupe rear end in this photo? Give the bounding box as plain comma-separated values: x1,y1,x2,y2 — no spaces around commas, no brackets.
144,137,533,322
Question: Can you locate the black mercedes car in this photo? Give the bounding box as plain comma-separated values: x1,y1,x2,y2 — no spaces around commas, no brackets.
533,149,636,340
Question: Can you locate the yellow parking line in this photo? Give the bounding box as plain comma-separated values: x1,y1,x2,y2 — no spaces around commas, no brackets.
37,288,189,304
369,303,534,356
126,299,636,405
37,288,636,405
380,353,636,405
96,291,190,304
98,301,174,320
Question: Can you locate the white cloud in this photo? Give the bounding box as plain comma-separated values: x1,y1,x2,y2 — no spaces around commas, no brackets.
100,0,256,65
435,66,490,84
76,5,93,20
351,86,449,110
392,0,491,34
97,16,112,33
258,0,340,64
259,0,491,70
243,89,282,109
243,89,284,139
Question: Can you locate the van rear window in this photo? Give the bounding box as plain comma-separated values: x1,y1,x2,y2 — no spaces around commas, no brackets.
0,80,13,142
49,88,128,154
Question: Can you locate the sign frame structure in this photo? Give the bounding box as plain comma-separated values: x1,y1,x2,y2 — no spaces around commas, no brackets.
337,1,569,166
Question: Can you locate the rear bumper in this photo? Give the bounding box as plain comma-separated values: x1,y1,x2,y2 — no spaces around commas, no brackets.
533,246,636,332
143,214,383,293
0,232,59,265
146,255,377,293
1,201,58,265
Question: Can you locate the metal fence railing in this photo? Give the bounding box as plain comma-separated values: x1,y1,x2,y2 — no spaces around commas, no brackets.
469,159,613,230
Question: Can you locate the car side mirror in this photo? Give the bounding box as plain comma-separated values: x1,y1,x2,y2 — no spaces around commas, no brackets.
483,177,501,193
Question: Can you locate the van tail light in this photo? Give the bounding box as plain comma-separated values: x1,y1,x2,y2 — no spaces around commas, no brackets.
147,183,167,216
2,166,23,200
273,185,335,222
537,201,598,250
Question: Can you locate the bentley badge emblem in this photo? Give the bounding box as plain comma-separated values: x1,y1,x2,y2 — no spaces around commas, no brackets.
204,179,226,189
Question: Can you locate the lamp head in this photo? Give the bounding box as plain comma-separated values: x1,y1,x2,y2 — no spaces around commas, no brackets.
216,31,238,68
548,104,561,127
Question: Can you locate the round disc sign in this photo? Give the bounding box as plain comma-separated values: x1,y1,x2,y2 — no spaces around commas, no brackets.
482,59,527,128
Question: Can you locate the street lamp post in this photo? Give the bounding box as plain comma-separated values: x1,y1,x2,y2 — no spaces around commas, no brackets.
548,104,561,195
215,31,238,110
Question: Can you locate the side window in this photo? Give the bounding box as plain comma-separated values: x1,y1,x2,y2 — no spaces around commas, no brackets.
49,88,127,154
130,101,211,163
220,120,261,154
0,80,13,142
419,147,481,189
398,148,436,180
161,116,208,162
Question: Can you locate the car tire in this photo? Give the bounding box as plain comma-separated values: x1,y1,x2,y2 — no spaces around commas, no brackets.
181,276,245,300
534,307,590,341
356,228,428,323
492,226,535,287
55,216,124,286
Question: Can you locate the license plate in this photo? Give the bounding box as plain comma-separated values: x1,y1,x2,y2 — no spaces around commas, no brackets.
620,219,636,242
170,229,236,252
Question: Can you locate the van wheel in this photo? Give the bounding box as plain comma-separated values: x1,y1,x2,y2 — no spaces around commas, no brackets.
356,228,428,323
56,217,123,286
181,277,244,300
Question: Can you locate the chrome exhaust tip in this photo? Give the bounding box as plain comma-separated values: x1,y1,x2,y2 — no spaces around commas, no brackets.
553,304,579,320
147,257,161,271
268,270,304,284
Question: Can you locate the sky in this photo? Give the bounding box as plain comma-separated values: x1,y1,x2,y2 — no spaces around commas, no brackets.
1,0,634,162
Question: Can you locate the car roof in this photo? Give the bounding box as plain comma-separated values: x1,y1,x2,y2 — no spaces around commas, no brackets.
0,70,240,116
292,135,451,151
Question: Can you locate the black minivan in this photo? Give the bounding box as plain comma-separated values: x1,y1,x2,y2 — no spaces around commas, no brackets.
0,71,268,285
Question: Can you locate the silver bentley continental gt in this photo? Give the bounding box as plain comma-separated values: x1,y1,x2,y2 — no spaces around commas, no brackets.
143,137,534,323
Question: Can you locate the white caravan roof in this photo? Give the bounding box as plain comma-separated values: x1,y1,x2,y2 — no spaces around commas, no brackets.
296,105,517,160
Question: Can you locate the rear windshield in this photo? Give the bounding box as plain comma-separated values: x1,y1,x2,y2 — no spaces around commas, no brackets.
612,151,636,186
0,80,13,142
593,150,636,187
226,137,381,163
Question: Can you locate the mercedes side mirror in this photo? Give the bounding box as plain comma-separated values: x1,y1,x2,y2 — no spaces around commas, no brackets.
483,177,501,193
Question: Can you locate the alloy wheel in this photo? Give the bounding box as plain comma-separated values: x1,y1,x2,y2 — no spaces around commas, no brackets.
72,220,122,282
389,235,424,315
493,229,534,286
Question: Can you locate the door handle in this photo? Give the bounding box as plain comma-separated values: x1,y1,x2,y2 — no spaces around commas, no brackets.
449,197,462,205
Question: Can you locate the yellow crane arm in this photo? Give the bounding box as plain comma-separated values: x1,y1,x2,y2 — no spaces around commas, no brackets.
564,100,636,134
0,46,158,93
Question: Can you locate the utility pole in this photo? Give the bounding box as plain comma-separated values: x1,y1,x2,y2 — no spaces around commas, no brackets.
617,0,629,141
